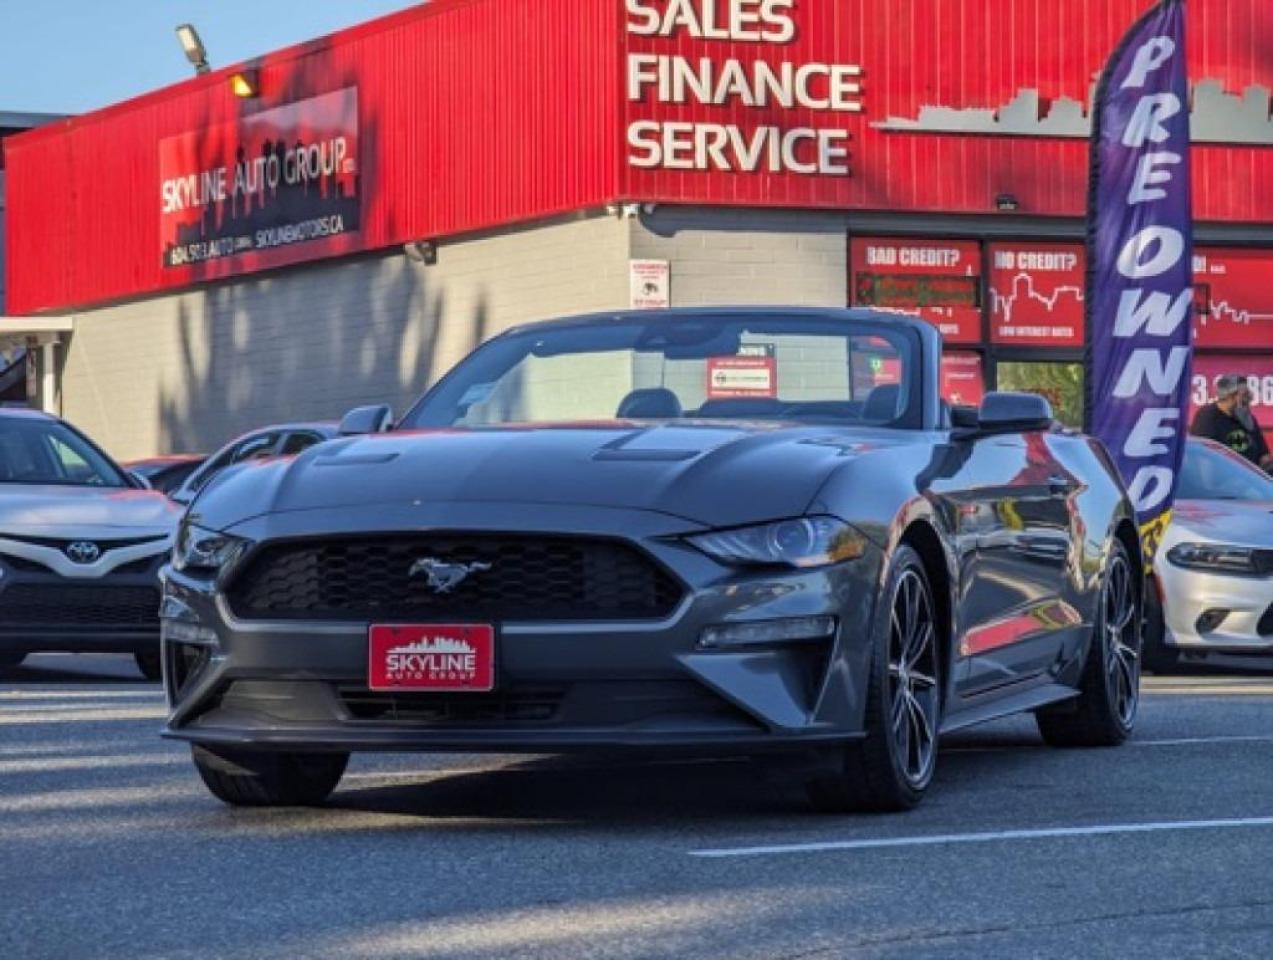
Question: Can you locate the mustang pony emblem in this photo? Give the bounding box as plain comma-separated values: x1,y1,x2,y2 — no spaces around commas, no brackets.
408,558,492,594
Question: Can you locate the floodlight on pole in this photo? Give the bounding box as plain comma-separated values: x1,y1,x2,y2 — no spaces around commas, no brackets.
176,24,211,75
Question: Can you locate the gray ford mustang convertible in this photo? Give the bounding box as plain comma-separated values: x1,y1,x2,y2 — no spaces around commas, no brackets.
162,308,1142,811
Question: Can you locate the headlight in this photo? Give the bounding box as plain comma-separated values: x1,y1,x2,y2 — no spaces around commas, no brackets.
173,523,248,574
687,517,868,569
1166,543,1263,576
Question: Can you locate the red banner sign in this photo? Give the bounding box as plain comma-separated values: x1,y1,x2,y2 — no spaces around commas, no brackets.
850,238,982,344
940,351,986,407
1192,248,1273,350
159,87,360,269
989,243,1085,347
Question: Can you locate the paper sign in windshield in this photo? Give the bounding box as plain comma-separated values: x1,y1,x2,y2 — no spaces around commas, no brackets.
706,357,778,399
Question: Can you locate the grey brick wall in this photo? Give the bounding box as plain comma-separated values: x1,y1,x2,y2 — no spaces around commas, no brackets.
60,213,630,460
629,206,848,308
58,205,857,459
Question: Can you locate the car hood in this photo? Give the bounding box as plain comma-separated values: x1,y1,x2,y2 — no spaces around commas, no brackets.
1171,498,1273,546
0,486,181,538
196,422,920,530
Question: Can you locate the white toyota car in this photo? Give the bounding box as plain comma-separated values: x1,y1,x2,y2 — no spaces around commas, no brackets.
0,409,180,679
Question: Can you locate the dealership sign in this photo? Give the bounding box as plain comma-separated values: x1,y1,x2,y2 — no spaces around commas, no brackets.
159,87,360,268
625,0,861,175
1086,0,1194,560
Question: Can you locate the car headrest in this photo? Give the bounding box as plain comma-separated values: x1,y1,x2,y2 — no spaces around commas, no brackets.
616,388,683,420
863,384,902,422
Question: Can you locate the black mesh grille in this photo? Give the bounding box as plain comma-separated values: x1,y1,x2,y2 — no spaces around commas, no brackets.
227,535,684,622
1254,551,1273,577
338,687,567,725
0,584,160,628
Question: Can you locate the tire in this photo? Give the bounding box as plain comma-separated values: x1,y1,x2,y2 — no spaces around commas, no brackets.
1036,539,1141,748
1139,579,1179,675
191,745,349,808
134,649,163,682
0,651,26,668
807,544,942,813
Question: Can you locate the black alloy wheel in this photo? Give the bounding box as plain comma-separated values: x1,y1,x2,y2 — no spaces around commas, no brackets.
887,567,941,787
808,544,942,813
1037,539,1141,747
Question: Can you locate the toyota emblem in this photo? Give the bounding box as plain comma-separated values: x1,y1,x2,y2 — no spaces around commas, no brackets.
66,541,102,565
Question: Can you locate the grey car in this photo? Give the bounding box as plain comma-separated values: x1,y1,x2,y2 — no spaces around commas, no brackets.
162,308,1141,812
169,422,338,506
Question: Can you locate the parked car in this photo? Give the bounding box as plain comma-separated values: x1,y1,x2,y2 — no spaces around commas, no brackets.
162,307,1141,811
0,409,180,680
124,455,206,495
169,423,338,505
1143,438,1273,672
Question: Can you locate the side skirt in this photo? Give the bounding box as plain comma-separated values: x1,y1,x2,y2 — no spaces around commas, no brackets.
940,681,1080,735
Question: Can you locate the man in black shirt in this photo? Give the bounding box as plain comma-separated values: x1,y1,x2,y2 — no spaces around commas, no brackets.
1190,374,1272,472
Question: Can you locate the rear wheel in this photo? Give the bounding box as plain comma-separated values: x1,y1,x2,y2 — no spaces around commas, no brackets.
192,745,349,807
807,545,941,813
1036,539,1141,747
134,649,163,682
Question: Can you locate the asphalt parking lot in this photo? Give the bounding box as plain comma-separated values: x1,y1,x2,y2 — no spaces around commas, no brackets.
3,654,1273,960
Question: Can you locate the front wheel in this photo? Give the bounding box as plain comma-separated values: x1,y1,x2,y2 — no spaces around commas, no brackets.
192,745,349,807
1036,539,1141,747
807,545,942,813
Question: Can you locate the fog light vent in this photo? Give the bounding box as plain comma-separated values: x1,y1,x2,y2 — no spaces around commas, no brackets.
1195,609,1230,635
699,616,837,650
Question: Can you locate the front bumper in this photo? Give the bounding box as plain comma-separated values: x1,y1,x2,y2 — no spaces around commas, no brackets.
161,503,885,753
1156,561,1273,654
0,556,164,655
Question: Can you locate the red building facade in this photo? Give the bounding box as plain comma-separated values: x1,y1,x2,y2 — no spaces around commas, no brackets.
3,0,1271,444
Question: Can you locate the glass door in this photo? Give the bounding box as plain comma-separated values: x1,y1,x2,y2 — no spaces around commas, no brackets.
994,360,1085,428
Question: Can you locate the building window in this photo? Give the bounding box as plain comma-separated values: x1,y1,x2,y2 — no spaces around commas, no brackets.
849,237,982,345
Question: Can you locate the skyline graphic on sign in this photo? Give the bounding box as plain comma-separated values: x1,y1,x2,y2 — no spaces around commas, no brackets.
991,273,1086,325
874,79,1273,145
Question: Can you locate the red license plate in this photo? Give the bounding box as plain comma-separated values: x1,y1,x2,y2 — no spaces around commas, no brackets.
367,624,495,692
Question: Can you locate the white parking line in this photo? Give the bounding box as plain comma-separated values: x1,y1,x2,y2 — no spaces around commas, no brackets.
0,707,167,725
1144,685,1273,696
1134,735,1273,747
948,734,1273,755
0,753,183,774
690,816,1273,859
0,690,162,701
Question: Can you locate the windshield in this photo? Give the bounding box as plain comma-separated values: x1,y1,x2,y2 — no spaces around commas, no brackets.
0,417,130,488
1177,441,1273,502
402,314,922,430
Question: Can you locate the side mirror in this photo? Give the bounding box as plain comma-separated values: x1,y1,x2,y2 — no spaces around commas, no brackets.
953,392,1054,440
338,404,394,437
